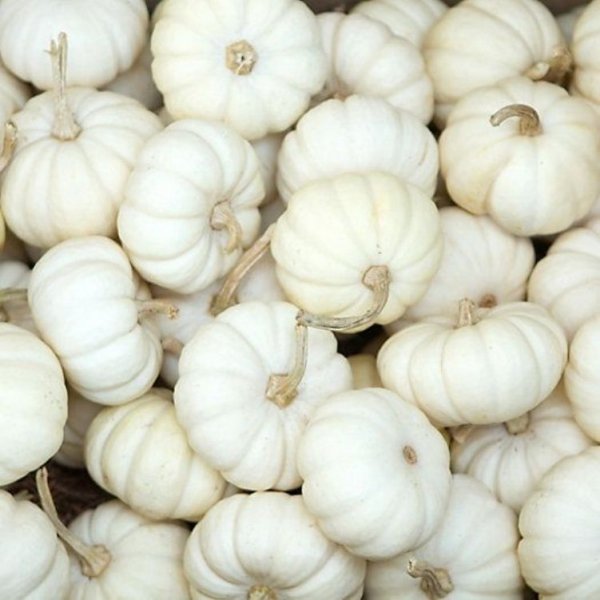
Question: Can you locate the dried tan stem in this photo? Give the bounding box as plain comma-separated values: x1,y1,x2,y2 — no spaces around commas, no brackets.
211,200,243,254
0,122,17,172
490,104,542,137
226,40,257,75
137,299,179,320
456,299,478,328
297,265,390,332
478,294,497,309
505,413,530,435
526,45,572,85
248,585,277,600
35,468,111,577
265,321,308,409
49,33,81,141
211,224,275,316
407,558,454,599
0,288,27,304
161,336,184,356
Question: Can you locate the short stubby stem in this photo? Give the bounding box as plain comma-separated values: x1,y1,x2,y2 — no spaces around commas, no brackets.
210,224,275,316
478,293,497,309
407,558,454,599
137,299,179,320
49,33,81,141
248,584,277,600
490,104,542,137
0,288,28,304
0,122,17,173
456,298,478,328
526,45,572,85
297,265,391,332
226,40,257,75
35,468,111,578
265,321,308,409
161,336,184,356
505,412,530,435
211,200,243,254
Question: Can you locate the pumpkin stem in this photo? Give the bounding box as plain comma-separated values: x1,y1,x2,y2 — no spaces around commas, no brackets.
478,293,497,309
403,445,418,464
407,558,454,599
525,45,572,85
505,412,530,435
265,321,308,409
49,33,81,141
456,298,478,328
210,224,276,316
35,468,111,578
490,104,542,136
211,200,243,254
226,40,257,76
0,288,28,304
0,122,17,172
297,265,390,332
137,299,179,320
161,336,184,356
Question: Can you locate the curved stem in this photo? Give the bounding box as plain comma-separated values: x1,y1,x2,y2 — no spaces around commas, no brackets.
490,104,542,137
161,336,184,356
35,468,111,578
0,288,27,304
49,33,81,141
505,412,530,435
0,122,17,173
248,585,277,600
297,265,390,332
226,40,257,75
211,200,243,254
137,299,179,320
526,45,572,85
456,299,478,328
211,224,275,316
265,321,308,409
407,558,454,599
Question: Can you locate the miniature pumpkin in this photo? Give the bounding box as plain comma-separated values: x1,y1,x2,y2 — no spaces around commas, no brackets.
572,0,600,112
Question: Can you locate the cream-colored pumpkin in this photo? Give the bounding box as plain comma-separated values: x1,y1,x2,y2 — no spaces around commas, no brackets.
0,323,68,486
351,0,447,48
0,489,69,599
557,5,586,42
518,446,600,598
184,492,366,599
366,474,522,599
348,354,382,389
0,59,30,126
387,206,535,333
440,77,600,236
1,37,162,249
86,389,227,521
28,236,166,406
277,95,438,204
53,389,102,469
118,118,263,294
151,0,327,140
252,133,284,206
298,387,451,560
378,301,567,428
423,0,569,126
572,0,600,112
450,383,593,512
528,219,600,341
0,260,35,333
272,172,443,332
564,315,600,442
0,0,148,89
317,13,433,123
174,301,353,491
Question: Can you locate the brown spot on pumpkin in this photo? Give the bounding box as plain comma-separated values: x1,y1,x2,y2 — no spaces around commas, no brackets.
403,445,417,465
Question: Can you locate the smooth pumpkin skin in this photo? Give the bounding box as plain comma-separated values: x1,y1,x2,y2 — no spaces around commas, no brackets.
519,447,600,598
0,490,70,600
317,12,434,123
572,0,600,110
366,475,523,599
0,323,68,486
152,0,327,140
0,0,148,89
184,492,366,599
298,388,451,561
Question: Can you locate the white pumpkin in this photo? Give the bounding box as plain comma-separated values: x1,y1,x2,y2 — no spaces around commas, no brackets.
423,0,569,125
0,489,69,599
528,219,600,341
0,260,35,333
118,118,263,294
440,77,600,236
86,388,227,521
0,59,30,125
184,492,366,599
572,0,600,111
378,301,568,428
450,383,593,512
251,133,284,206
557,5,586,43
174,301,353,491
519,446,600,598
1,36,162,249
28,236,167,406
271,172,443,332
0,323,67,486
564,315,600,442
277,95,438,204
316,13,433,123
0,0,148,89
351,0,447,48
53,389,102,469
348,354,382,389
298,387,451,560
365,474,522,599
387,206,535,333
151,0,327,140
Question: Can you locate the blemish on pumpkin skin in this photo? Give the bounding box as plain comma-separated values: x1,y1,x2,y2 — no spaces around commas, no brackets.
403,445,417,464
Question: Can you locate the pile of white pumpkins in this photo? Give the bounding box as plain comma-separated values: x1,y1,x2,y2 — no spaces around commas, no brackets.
4,0,600,597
